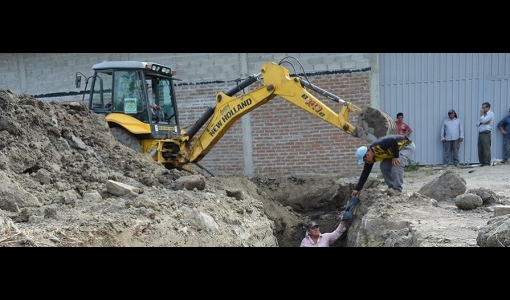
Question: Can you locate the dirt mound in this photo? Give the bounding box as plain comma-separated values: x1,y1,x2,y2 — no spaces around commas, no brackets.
0,90,279,247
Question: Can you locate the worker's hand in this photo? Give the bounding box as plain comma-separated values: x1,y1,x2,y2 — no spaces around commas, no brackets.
392,158,400,166
459,137,464,142
351,190,359,197
441,138,446,142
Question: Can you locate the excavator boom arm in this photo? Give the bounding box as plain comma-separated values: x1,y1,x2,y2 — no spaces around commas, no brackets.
187,62,394,164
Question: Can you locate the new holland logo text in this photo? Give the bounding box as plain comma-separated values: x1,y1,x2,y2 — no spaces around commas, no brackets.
208,98,252,137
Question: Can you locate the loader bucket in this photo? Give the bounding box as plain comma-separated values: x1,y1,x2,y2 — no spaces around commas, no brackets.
353,107,397,143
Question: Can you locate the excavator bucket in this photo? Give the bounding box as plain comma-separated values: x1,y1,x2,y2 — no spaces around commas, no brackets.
352,107,397,143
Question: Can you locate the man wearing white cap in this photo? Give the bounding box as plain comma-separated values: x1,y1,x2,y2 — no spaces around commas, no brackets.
300,197,359,247
300,220,347,247
352,135,415,197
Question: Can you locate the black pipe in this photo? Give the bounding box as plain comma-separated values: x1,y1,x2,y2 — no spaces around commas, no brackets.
225,74,260,96
299,78,343,103
186,106,215,139
186,73,260,139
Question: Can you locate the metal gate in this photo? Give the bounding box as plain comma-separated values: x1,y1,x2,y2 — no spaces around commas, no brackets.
379,53,510,165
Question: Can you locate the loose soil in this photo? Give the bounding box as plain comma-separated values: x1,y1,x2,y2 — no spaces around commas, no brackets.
1,89,509,247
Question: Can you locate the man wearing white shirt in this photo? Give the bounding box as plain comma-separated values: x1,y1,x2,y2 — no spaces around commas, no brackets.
477,102,494,166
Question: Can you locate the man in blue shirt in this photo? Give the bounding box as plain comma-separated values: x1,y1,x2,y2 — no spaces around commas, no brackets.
441,109,464,167
497,108,510,163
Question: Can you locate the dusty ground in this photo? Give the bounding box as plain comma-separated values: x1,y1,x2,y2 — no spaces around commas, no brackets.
0,89,509,247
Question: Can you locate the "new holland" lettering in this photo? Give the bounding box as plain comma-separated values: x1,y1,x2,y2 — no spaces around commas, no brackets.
208,98,253,137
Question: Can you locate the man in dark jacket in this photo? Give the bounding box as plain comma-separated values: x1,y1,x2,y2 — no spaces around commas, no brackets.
497,108,510,163
352,135,416,196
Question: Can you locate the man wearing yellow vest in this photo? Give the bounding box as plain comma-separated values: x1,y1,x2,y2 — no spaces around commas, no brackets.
352,135,416,196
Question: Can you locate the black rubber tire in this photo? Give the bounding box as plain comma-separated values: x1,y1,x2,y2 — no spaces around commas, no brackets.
110,127,142,153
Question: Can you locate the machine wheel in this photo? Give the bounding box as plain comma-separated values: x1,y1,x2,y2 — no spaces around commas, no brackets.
110,127,142,153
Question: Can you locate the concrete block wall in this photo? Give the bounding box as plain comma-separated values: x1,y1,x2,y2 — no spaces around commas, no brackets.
0,53,373,177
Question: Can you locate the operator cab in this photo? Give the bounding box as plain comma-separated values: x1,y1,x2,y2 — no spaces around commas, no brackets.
79,61,180,137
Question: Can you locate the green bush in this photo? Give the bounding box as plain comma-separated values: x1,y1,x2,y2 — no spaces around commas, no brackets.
406,159,420,172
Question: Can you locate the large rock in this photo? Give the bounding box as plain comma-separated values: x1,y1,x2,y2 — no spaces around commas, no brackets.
477,214,510,247
466,187,499,204
454,193,483,210
418,170,466,201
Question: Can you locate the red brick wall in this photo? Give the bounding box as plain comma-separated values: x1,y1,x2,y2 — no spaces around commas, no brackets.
175,72,370,177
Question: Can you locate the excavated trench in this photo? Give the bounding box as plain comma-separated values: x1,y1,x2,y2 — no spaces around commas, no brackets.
251,175,364,247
